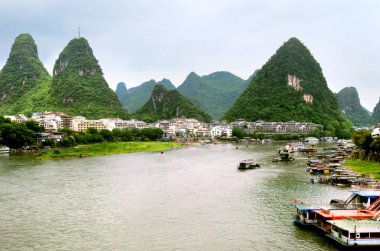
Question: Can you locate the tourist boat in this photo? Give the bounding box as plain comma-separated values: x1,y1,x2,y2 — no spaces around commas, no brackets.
238,159,260,169
0,146,10,154
293,191,380,231
273,148,295,162
304,137,319,144
326,219,380,249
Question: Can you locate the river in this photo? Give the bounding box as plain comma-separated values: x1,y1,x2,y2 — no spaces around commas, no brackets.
0,143,351,250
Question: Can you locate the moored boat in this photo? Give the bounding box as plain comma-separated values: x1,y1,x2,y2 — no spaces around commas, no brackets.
326,219,380,249
0,146,10,154
293,191,380,232
273,148,295,162
238,159,261,169
304,137,319,144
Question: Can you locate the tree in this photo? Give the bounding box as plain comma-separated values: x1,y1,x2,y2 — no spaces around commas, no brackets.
0,122,34,149
25,120,44,132
232,127,245,139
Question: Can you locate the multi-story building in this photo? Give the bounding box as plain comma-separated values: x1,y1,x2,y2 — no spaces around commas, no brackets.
4,114,28,123
234,119,320,134
114,119,147,130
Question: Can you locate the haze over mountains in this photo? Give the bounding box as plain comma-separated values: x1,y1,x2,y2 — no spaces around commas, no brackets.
0,33,378,131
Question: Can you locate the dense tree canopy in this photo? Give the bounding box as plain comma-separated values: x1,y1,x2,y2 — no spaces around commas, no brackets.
352,129,380,161
0,116,35,149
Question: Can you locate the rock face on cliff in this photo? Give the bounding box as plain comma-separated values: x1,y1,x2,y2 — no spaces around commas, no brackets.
0,33,52,114
51,37,127,119
223,37,352,137
135,85,211,122
336,87,372,126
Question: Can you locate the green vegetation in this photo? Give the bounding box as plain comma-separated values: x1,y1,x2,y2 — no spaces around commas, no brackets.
373,99,380,124
346,160,380,179
117,79,176,113
223,37,352,138
115,82,128,106
0,34,128,119
51,37,127,119
336,87,372,126
36,141,180,159
134,85,212,122
177,71,248,119
352,129,380,161
0,116,44,149
0,33,53,115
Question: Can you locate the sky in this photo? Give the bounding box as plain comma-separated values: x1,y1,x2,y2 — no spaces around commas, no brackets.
0,0,379,110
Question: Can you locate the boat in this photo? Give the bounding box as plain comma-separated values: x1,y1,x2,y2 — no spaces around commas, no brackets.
273,148,295,162
326,219,380,249
0,146,10,154
238,159,261,169
304,137,319,144
293,191,380,232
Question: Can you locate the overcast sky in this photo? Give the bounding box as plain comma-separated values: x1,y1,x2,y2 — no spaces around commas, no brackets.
0,0,379,110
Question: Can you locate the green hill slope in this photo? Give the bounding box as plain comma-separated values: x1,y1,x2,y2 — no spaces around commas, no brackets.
336,87,372,126
373,99,380,124
177,71,247,119
115,82,128,107
223,37,352,138
0,33,52,115
135,85,211,122
51,37,127,119
118,79,176,113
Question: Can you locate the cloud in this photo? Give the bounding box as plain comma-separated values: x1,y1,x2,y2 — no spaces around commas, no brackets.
0,0,379,110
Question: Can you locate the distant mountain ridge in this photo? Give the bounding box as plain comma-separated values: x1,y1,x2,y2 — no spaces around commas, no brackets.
116,79,176,113
223,37,352,138
177,71,248,119
336,87,372,126
135,85,211,122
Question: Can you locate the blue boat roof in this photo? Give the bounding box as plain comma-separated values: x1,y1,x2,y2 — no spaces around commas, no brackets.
352,190,380,198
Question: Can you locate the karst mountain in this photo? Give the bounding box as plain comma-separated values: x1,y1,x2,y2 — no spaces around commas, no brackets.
223,37,352,137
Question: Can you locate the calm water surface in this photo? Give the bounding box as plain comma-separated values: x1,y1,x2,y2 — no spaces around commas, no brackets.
0,143,351,250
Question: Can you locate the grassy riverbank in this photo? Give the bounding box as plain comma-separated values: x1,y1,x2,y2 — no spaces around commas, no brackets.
346,160,380,179
37,141,182,159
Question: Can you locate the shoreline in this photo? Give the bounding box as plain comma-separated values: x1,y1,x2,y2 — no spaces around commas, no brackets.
36,141,182,159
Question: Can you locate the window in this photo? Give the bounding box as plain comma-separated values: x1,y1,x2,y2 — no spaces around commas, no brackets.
342,230,349,237
360,233,370,238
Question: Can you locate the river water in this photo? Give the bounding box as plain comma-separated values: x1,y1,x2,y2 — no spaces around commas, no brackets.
0,143,352,250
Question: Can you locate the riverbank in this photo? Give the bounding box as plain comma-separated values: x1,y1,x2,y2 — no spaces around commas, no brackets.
36,141,182,159
346,160,380,179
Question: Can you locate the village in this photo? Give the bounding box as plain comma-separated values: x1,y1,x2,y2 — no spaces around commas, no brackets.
3,112,321,143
